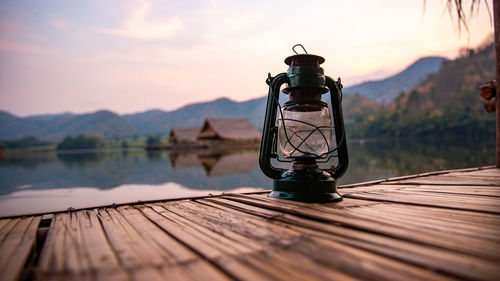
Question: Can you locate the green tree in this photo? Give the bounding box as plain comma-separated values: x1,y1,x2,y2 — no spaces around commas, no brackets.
1,136,48,148
146,135,162,147
57,135,104,150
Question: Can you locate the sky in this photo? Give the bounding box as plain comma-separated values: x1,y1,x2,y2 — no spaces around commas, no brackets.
0,0,494,117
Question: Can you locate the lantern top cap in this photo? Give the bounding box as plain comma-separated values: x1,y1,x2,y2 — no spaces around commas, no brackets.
284,54,325,66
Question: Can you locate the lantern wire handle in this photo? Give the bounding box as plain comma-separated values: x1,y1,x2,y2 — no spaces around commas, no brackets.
292,44,308,55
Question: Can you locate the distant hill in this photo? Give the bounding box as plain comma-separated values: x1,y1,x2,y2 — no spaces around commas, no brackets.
0,110,140,141
123,97,268,136
0,99,270,141
344,56,445,104
349,42,495,138
0,93,377,141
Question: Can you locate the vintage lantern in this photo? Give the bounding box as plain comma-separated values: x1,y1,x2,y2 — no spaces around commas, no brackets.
259,45,348,203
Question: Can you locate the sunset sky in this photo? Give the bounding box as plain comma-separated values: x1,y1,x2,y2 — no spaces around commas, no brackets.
0,0,494,116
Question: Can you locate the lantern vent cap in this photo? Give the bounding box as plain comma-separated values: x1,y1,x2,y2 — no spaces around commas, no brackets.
285,54,325,66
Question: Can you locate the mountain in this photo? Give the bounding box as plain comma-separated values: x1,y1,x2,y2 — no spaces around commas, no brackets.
349,41,495,138
124,97,268,136
344,56,446,104
0,93,377,141
0,110,140,141
0,111,40,140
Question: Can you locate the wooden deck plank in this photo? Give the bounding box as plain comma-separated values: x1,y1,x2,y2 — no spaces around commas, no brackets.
147,201,361,281
225,193,500,261
0,219,12,232
137,203,305,281
455,169,500,177
157,200,364,281
198,197,500,280
116,206,232,281
346,204,500,242
37,213,93,281
36,211,129,281
345,189,500,213
159,200,456,281
0,216,41,281
406,185,500,197
341,184,500,197
389,174,500,186
97,208,170,281
0,218,20,244
348,200,500,225
339,184,410,194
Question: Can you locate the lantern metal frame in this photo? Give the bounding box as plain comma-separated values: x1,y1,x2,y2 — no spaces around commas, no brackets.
259,49,349,203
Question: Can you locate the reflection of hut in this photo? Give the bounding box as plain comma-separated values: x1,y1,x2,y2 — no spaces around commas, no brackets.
169,128,200,144
198,119,261,145
199,151,259,176
168,152,202,168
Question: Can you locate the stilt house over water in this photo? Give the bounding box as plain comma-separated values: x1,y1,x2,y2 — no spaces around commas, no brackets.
168,127,200,144
197,118,261,143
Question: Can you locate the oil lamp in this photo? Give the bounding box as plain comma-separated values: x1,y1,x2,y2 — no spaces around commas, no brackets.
259,45,348,203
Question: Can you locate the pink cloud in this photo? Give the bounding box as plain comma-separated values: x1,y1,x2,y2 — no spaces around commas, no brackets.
0,21,22,33
0,39,50,55
49,19,69,30
100,1,184,40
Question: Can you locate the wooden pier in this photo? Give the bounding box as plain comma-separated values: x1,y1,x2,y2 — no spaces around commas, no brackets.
1,167,499,281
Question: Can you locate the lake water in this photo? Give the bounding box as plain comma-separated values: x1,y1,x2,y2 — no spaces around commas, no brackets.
0,138,494,217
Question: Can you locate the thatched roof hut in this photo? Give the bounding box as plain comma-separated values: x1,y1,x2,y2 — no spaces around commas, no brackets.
197,118,260,141
169,127,200,143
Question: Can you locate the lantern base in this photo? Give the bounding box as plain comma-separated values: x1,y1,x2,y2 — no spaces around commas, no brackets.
268,190,342,203
268,168,343,203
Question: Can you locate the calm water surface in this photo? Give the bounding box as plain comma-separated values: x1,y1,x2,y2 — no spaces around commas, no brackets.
0,138,494,217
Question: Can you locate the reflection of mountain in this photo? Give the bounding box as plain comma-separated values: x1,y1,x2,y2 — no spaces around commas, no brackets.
339,137,495,185
57,152,103,166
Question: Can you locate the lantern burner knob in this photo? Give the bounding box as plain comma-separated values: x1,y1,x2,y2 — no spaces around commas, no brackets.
292,157,319,170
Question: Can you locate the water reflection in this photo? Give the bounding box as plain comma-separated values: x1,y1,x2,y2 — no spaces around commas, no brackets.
169,152,201,168
0,137,495,216
199,151,258,176
57,152,103,166
169,150,259,176
0,149,271,196
344,138,495,183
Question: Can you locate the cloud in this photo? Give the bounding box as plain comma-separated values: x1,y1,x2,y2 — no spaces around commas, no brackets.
100,1,184,40
0,39,49,55
0,21,22,34
49,19,68,30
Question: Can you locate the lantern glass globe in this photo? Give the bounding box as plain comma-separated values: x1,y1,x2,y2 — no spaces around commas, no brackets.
278,103,332,158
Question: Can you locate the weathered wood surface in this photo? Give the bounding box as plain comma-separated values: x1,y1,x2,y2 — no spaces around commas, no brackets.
0,216,41,281
1,167,499,281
